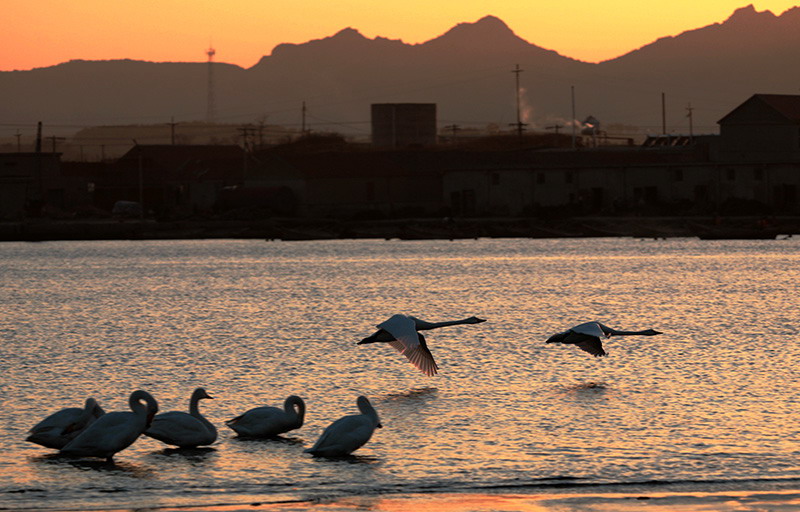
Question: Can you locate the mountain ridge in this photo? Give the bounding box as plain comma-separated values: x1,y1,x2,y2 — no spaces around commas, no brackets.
1,5,799,138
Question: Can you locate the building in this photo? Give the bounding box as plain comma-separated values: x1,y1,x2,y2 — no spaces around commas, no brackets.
718,94,800,162
0,153,62,219
371,103,437,148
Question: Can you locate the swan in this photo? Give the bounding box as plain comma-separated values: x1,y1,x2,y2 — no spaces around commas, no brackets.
144,388,217,448
546,321,662,357
358,314,486,376
225,395,305,438
304,396,382,457
59,390,158,461
26,397,105,450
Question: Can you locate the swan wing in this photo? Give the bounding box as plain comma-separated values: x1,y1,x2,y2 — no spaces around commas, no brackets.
305,415,374,456
226,407,292,437
27,408,86,449
571,322,608,339
60,411,146,458
575,337,606,357
145,411,216,446
378,315,420,352
390,334,438,376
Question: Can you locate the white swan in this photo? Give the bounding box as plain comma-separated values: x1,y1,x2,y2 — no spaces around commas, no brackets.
225,395,305,438
546,321,662,357
358,314,486,376
144,388,217,448
26,398,105,450
304,396,382,457
59,390,158,461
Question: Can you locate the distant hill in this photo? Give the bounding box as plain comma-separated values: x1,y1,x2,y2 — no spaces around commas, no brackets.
2,5,799,139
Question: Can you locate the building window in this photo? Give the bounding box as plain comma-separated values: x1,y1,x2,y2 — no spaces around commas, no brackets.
673,168,683,182
565,172,573,184
537,173,545,184
726,168,736,181
366,182,375,201
754,168,764,181
491,172,500,186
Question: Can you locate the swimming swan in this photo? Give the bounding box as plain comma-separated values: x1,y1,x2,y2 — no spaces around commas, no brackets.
144,388,217,448
546,321,662,357
358,314,486,376
26,397,105,450
304,396,382,457
59,390,158,461
225,395,305,438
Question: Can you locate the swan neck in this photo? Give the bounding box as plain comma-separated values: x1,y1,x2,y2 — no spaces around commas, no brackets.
413,317,471,330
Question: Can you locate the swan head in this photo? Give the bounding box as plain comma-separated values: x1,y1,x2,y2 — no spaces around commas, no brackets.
466,316,487,324
129,390,159,426
642,329,662,336
285,395,306,421
356,396,382,428
193,388,214,401
546,332,568,344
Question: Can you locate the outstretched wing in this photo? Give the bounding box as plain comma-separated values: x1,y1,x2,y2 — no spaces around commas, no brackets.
571,322,608,339
574,336,607,357
563,328,607,357
378,315,420,353
391,333,438,376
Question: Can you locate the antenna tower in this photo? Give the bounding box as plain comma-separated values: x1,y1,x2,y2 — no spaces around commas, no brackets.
510,64,528,139
206,45,216,123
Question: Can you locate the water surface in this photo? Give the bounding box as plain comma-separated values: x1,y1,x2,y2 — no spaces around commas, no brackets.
2,237,800,510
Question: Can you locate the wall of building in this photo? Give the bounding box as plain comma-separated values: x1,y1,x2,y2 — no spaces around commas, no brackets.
371,104,437,148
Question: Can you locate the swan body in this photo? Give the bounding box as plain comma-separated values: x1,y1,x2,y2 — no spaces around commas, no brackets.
304,396,382,457
226,395,305,438
546,321,662,357
26,398,105,449
144,388,216,448
59,390,158,461
358,314,486,376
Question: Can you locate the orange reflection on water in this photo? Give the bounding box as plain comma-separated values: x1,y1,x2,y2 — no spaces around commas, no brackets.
116,491,800,512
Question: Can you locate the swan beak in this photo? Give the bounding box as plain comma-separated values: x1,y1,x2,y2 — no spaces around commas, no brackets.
377,423,383,428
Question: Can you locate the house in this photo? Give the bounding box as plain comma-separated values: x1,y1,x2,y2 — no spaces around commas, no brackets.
0,152,61,219
110,144,245,217
718,94,800,162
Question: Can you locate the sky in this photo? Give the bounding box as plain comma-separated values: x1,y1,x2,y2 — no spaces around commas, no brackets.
2,1,798,71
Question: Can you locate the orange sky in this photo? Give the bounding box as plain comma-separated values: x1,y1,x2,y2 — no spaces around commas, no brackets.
2,1,798,71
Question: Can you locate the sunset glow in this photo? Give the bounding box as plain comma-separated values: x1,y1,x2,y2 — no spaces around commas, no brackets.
3,1,798,71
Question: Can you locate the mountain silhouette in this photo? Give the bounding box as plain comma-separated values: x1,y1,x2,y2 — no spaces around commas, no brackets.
1,5,798,138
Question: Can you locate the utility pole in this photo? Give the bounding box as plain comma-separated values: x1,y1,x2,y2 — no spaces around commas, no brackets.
546,124,563,146
15,130,21,152
511,64,527,139
571,86,577,149
48,136,66,153
206,45,216,122
686,103,694,138
168,117,178,145
237,126,255,152
661,92,667,135
138,147,144,221
301,101,307,136
444,124,460,143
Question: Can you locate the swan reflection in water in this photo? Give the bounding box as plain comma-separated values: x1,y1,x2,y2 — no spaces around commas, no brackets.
31,453,155,478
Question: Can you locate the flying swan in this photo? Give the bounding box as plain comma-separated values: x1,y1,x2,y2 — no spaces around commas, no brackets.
358,314,486,376
225,395,306,438
304,396,381,457
546,321,662,357
144,387,217,448
59,390,159,461
26,397,105,450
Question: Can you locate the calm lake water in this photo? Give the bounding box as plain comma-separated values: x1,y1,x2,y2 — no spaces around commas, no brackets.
2,237,800,510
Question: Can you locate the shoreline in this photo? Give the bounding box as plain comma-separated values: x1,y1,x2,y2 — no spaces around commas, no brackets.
1,216,798,242
35,488,800,512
